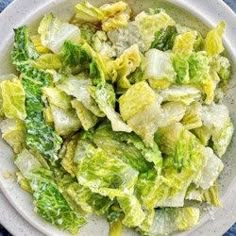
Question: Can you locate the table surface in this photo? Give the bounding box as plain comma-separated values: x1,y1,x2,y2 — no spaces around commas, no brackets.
0,0,236,236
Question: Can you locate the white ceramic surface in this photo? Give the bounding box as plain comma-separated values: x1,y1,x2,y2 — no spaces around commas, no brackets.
0,0,236,236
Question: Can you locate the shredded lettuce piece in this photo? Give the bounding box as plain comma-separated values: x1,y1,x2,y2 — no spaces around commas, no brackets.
109,220,123,236
91,85,131,132
205,21,226,56
0,78,26,120
147,207,200,235
15,151,85,234
101,1,131,32
11,26,62,162
173,31,197,55
160,85,201,105
151,25,177,51
181,102,202,130
38,14,81,53
144,49,176,89
71,99,98,130
57,74,104,117
0,118,25,153
135,10,175,51
33,53,62,70
73,1,104,24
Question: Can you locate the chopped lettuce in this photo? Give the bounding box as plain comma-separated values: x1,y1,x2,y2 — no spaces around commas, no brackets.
181,102,202,130
119,81,156,121
134,11,175,51
34,53,62,70
91,85,131,132
57,74,104,117
0,118,25,153
147,207,200,235
0,78,26,120
109,220,123,236
205,21,226,56
151,25,177,51
173,31,197,55
73,1,104,24
144,49,176,89
101,1,131,32
194,147,224,190
71,100,98,130
160,85,201,105
50,105,81,136
38,14,81,53
111,44,142,90
15,150,86,233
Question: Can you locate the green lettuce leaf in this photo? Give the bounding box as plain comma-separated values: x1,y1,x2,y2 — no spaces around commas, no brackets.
201,103,234,157
100,1,131,32
109,220,123,236
111,44,142,90
194,147,224,190
205,21,226,56
15,149,86,233
33,53,62,70
73,1,104,24
144,49,176,89
57,74,104,117
147,207,200,235
0,78,26,120
61,41,107,86
50,105,81,136
38,14,81,53
119,81,156,121
71,100,98,131
11,26,62,162
91,85,131,132
160,85,201,105
173,31,197,55
181,102,202,130
0,118,25,153
134,10,175,51
151,25,177,51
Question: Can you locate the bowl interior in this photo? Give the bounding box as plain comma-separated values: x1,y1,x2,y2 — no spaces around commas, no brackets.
0,1,235,236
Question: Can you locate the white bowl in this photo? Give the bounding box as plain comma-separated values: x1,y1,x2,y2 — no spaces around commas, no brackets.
0,0,236,235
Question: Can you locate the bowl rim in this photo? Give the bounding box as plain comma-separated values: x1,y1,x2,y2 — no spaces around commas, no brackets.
0,0,236,236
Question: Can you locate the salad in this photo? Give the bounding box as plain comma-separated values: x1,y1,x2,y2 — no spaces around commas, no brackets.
0,1,234,235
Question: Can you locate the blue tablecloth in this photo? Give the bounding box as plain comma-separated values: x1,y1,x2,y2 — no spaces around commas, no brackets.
0,0,236,235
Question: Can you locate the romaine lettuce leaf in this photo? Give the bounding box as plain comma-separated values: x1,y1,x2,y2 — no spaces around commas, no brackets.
15,150,86,233
92,123,161,173
205,21,226,56
119,81,156,121
38,14,81,53
91,85,131,132
202,183,222,207
160,85,201,105
192,126,211,146
61,41,106,86
61,135,79,177
31,34,50,54
112,44,142,90
101,1,131,32
173,31,197,55
0,78,26,120
144,49,176,89
0,118,25,153
109,220,122,236
33,53,62,70
50,105,81,136
134,11,175,51
57,74,104,117
151,25,177,51
71,100,98,131
12,26,63,162
181,102,202,130
194,147,224,190
73,1,104,24
66,182,112,215
147,207,200,235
